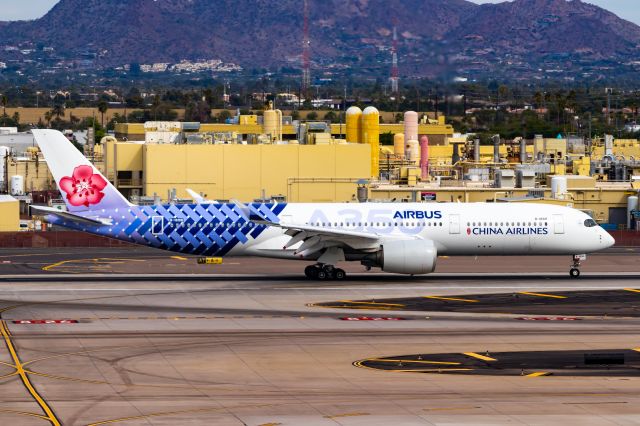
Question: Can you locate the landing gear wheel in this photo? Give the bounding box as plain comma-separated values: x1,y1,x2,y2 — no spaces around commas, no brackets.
304,265,318,279
570,254,585,279
316,269,328,280
334,269,346,280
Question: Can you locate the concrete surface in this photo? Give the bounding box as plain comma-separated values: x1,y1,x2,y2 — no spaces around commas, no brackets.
0,248,638,424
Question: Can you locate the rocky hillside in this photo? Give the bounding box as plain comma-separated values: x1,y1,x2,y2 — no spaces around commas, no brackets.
0,0,639,79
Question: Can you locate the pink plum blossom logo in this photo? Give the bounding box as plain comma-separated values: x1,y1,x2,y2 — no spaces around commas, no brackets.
59,165,107,207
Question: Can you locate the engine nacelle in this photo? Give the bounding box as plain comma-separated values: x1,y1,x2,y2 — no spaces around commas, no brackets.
380,239,437,275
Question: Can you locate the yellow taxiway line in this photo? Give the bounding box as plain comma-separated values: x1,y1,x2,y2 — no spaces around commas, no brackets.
339,300,406,307
396,368,474,373
0,320,61,426
526,372,551,377
519,291,567,299
463,352,497,362
368,358,461,365
42,257,145,272
424,296,479,303
624,288,640,294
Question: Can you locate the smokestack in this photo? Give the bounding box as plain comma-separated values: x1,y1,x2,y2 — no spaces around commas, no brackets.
492,134,500,164
520,138,526,164
474,138,480,163
452,143,460,164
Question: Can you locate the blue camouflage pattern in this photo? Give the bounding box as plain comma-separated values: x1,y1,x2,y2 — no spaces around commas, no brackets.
47,203,287,256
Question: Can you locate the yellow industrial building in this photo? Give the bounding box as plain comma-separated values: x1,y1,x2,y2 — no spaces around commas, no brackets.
0,195,20,231
103,141,371,202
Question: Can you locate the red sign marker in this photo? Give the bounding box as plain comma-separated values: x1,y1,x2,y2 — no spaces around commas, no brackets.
516,317,581,321
12,320,79,324
339,317,406,321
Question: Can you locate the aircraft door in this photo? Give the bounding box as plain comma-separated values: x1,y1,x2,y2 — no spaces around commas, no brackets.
152,216,164,236
553,214,564,234
449,214,460,234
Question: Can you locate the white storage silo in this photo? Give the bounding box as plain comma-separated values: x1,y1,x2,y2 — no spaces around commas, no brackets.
10,175,24,196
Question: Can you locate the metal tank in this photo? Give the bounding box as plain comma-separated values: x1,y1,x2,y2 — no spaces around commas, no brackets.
393,133,405,158
10,175,24,196
263,103,283,143
346,106,362,143
551,176,568,199
420,136,429,180
406,139,420,164
362,107,380,177
492,134,500,163
404,111,418,144
357,185,368,203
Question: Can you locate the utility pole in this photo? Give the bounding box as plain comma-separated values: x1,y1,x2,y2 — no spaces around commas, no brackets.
340,85,346,138
606,87,612,126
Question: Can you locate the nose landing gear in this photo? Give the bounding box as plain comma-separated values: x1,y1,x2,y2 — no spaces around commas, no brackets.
304,264,346,281
570,254,586,278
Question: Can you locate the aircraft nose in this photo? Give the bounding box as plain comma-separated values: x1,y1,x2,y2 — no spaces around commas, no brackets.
603,231,615,248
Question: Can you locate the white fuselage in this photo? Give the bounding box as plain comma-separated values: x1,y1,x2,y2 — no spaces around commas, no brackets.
233,202,614,259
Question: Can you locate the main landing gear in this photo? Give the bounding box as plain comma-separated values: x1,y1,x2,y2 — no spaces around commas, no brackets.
304,264,346,281
570,254,586,278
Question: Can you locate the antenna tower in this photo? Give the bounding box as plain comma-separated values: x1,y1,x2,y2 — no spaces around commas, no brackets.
302,0,311,92
390,24,399,94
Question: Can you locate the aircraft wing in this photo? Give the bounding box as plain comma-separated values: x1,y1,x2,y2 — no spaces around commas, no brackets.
271,221,382,258
234,200,418,259
186,188,218,204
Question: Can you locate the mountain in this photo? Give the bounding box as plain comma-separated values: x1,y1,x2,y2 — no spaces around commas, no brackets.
1,0,639,80
449,0,640,58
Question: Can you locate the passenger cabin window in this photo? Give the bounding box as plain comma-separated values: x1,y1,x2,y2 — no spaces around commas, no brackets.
584,219,597,227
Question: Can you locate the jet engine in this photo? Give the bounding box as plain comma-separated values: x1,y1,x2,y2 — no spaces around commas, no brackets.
365,239,437,275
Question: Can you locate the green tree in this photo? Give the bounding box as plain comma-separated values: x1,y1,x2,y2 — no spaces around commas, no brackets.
185,101,212,123
323,111,337,122
51,104,65,120
97,100,109,127
44,111,53,128
216,110,232,123
0,95,7,117
125,87,145,108
307,111,318,120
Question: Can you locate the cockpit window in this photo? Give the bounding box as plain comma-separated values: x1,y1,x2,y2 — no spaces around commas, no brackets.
584,219,597,227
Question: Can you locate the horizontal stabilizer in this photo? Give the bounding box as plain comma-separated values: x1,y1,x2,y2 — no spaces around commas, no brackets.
31,205,112,226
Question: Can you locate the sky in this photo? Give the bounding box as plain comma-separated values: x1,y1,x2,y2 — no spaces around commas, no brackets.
0,0,639,24
470,0,640,25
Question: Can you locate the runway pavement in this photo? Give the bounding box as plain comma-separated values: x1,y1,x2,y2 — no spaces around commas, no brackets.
0,248,638,425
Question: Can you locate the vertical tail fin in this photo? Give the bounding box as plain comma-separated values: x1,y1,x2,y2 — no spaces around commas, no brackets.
32,129,131,212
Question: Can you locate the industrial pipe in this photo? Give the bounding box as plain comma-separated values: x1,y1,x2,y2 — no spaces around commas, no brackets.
420,136,429,180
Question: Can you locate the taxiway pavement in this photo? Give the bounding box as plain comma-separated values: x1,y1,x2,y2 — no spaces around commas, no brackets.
0,249,638,425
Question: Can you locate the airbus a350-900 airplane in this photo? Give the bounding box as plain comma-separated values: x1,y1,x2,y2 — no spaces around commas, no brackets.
31,130,615,279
